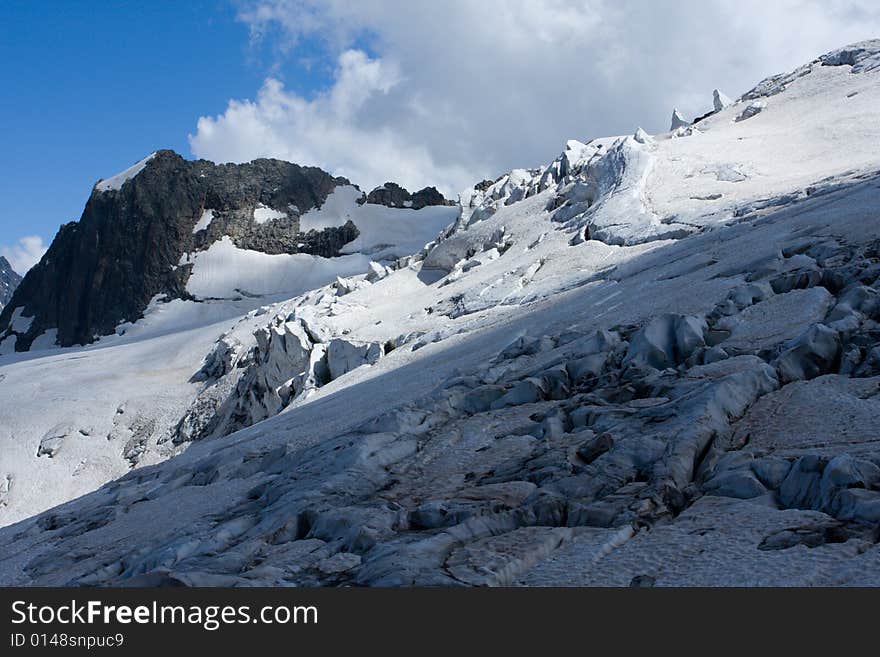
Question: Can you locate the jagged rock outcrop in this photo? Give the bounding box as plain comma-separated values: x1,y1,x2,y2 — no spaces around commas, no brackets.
364,182,454,210
0,256,21,311
0,151,356,350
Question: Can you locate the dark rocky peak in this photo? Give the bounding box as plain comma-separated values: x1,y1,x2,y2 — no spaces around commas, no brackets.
412,186,454,209
93,150,350,219
363,182,455,210
0,256,21,310
193,155,351,216
0,150,357,351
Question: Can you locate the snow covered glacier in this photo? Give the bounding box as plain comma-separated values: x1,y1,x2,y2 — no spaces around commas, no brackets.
1,41,880,586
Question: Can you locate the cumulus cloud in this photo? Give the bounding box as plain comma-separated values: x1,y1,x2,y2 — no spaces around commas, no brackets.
190,50,478,194
191,0,880,196
1,235,47,274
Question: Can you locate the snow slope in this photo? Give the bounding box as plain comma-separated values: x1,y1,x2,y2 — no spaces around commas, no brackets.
182,236,372,299
302,184,459,261
95,152,157,192
0,175,458,526
1,41,880,585
192,208,215,234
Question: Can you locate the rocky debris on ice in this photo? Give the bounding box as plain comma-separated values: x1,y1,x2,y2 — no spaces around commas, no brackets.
317,552,363,575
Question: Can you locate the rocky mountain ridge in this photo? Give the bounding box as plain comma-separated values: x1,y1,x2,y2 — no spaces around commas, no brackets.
0,151,453,351
363,182,455,210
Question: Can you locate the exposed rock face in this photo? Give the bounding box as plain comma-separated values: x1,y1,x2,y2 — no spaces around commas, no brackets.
0,257,21,311
364,182,454,210
0,151,355,350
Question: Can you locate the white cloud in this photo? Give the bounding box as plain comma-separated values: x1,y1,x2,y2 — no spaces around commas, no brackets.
1,235,47,274
190,50,478,195
191,0,880,197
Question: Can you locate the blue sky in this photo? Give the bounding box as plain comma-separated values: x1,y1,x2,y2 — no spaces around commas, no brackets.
0,0,327,272
3,0,879,274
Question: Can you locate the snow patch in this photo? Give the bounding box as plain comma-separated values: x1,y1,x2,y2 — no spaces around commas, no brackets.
29,329,59,351
253,204,287,224
0,334,16,356
300,185,458,262
193,209,215,234
96,153,157,192
299,185,363,231
9,308,32,333
185,236,371,299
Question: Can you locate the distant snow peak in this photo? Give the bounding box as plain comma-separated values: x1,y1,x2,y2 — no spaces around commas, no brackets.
95,152,157,192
